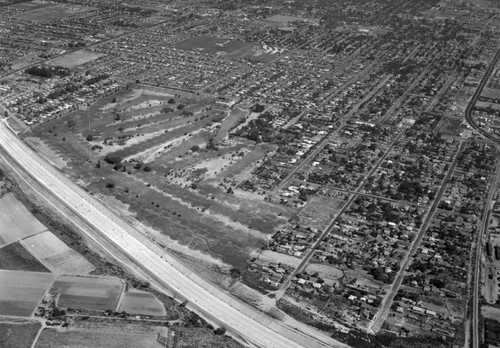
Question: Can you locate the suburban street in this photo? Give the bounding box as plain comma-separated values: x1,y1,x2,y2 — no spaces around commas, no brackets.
368,140,466,333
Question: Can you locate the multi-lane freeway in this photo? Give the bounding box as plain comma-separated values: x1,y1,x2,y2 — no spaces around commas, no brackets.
0,119,346,348
463,46,500,348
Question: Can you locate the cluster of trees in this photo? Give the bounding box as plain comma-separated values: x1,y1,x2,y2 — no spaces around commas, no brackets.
26,65,70,78
234,112,275,143
84,73,110,86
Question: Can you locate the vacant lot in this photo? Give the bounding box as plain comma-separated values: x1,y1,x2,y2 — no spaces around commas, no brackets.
175,36,250,54
0,270,55,317
258,250,301,268
265,14,304,23
0,193,47,247
22,231,95,275
118,289,166,316
0,242,49,272
46,50,106,69
299,193,348,231
0,321,41,348
305,263,343,282
35,321,167,348
52,275,124,311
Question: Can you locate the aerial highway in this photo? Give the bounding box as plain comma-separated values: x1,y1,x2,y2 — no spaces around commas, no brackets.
463,46,500,348
0,119,346,348
464,47,500,145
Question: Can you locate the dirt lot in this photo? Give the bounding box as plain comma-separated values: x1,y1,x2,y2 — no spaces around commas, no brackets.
0,193,47,247
0,270,55,317
22,231,95,275
305,263,343,286
0,321,41,348
0,242,49,272
52,275,124,312
118,289,166,316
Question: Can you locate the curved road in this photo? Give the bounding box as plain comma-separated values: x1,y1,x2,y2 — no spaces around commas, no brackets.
0,120,344,348
463,46,500,348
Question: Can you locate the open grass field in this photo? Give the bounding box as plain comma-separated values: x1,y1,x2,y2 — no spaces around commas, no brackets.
46,50,106,69
118,289,166,316
22,231,95,275
0,270,55,317
0,321,41,348
27,85,293,270
11,0,50,12
35,321,167,348
213,107,249,142
52,275,124,311
175,36,250,55
0,193,47,247
17,3,92,22
0,242,49,272
228,45,278,63
175,327,242,348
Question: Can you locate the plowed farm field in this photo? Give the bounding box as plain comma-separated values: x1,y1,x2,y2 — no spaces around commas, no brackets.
118,289,166,316
52,275,124,311
0,270,55,317
21,231,95,275
0,193,47,247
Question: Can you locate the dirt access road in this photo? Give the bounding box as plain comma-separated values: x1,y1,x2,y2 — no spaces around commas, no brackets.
0,119,346,348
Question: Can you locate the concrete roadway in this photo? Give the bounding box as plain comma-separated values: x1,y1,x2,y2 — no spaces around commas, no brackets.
463,45,500,348
0,120,346,348
472,163,500,348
